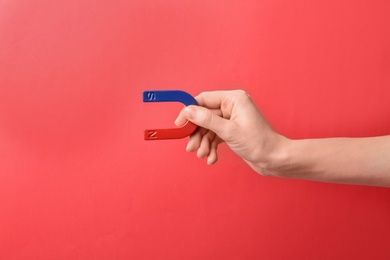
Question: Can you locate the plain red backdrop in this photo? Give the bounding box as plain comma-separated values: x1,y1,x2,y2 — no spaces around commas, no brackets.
1,0,390,259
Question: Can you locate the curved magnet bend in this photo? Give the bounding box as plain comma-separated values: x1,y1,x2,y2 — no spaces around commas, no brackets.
143,90,198,140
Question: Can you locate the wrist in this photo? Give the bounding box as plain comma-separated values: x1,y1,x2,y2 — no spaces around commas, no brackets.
256,135,295,177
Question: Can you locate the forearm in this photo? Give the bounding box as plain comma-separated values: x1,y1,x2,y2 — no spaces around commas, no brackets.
269,135,390,187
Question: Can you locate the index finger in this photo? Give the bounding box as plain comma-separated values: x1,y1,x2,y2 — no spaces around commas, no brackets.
195,90,249,118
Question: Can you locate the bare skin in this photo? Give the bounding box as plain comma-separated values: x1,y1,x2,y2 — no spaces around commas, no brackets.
175,90,390,187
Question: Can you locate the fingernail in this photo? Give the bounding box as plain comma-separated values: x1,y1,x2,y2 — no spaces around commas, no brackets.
207,157,213,165
184,106,194,120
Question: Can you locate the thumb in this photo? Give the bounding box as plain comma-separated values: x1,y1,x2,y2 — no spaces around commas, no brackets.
183,105,229,138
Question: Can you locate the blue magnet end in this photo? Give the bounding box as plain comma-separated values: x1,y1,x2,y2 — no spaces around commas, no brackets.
142,90,198,106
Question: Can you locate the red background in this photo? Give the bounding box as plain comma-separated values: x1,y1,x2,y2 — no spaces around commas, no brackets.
1,0,390,259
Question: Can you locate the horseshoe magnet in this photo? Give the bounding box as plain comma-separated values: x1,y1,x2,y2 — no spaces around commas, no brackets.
143,90,198,140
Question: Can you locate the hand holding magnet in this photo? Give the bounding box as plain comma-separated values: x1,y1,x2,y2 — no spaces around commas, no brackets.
143,90,198,140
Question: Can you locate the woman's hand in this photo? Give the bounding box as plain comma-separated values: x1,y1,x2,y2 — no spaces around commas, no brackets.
174,90,288,175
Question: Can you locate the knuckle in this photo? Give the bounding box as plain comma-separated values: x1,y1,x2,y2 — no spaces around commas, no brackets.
195,92,207,104
234,89,249,98
230,90,251,105
238,90,251,101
